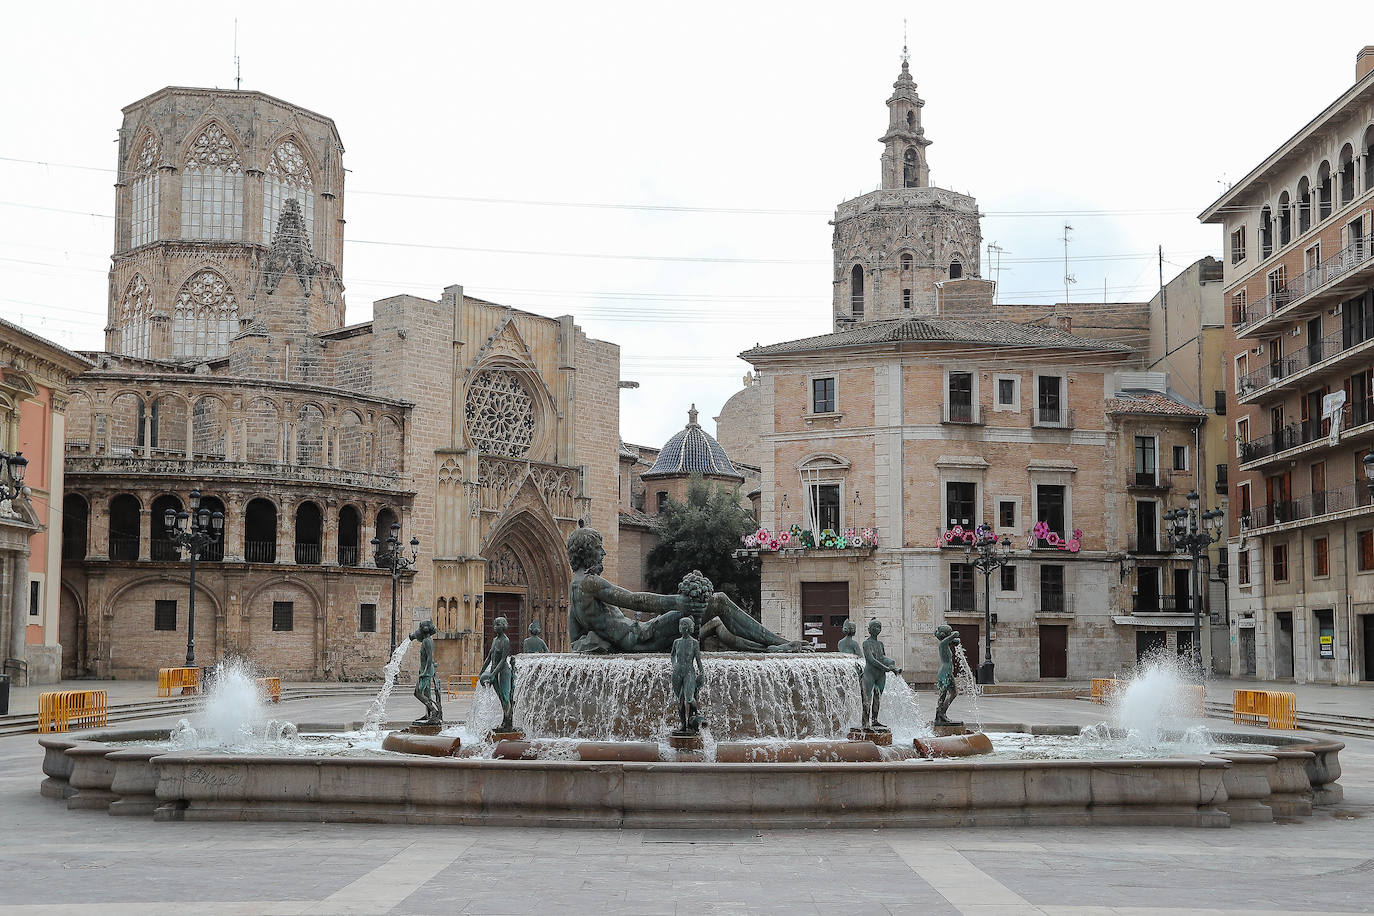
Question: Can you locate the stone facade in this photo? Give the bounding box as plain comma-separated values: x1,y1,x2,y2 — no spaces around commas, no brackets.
1202,48,1374,685
61,88,621,681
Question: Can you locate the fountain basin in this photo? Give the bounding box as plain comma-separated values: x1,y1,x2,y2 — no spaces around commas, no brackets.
38,725,1345,829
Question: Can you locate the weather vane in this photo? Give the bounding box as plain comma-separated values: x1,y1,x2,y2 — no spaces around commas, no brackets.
902,19,909,67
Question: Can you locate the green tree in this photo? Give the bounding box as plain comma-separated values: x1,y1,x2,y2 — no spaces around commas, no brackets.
644,475,761,613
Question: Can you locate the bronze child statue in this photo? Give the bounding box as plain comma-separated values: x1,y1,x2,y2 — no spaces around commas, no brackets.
671,616,706,734
934,624,963,727
861,619,901,730
837,619,861,657
478,615,515,732
523,619,549,654
409,620,443,727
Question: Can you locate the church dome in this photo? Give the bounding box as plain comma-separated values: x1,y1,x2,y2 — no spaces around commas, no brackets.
642,405,744,480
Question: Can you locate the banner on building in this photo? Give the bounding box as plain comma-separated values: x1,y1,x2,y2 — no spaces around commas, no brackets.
1323,390,1347,446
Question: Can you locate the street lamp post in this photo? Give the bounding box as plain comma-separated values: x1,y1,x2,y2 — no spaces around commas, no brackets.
161,489,224,668
1163,490,1224,681
0,450,29,502
372,522,419,656
944,523,1014,686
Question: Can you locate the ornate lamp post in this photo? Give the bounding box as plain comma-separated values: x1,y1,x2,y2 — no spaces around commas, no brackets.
372,522,419,656
1363,452,1374,500
161,489,224,668
942,523,1014,686
1163,490,1224,681
0,451,28,501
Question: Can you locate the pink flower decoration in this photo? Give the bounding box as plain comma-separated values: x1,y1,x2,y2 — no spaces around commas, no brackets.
1032,521,1050,539
779,531,791,545
943,531,956,543
963,532,976,545
767,537,781,550
952,525,965,538
1067,538,1081,553
1047,532,1062,547
742,534,757,548
1072,528,1083,540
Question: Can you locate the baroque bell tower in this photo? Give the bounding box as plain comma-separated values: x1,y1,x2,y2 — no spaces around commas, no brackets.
831,48,983,326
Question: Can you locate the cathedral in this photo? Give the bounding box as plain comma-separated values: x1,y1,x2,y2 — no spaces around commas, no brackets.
60,87,621,680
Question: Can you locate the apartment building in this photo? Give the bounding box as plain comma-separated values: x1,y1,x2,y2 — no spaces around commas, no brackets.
1201,47,1374,684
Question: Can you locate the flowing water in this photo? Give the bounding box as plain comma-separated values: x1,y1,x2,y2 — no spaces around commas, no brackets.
168,657,299,749
952,643,984,728
362,640,412,733
1100,651,1210,751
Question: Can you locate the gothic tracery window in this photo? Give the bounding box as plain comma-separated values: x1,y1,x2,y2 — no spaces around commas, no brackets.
130,132,160,248
465,370,535,458
180,123,244,240
902,148,919,188
262,139,315,247
120,274,153,358
172,270,237,361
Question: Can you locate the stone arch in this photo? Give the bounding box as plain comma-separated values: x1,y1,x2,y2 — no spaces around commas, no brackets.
66,390,94,452
119,274,156,359
296,402,326,467
239,576,321,678
170,267,238,362
126,128,161,249
262,132,318,246
151,391,189,455
179,117,245,242
59,579,87,678
338,409,366,470
104,573,224,678
108,391,143,455
482,503,572,653
192,394,230,459
376,414,402,474
245,397,282,463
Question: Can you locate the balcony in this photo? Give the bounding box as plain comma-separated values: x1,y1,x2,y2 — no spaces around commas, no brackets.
1132,594,1196,613
1037,592,1075,615
1246,485,1360,529
337,545,361,567
1030,407,1075,429
294,543,322,565
244,540,277,563
108,536,139,562
1127,532,1170,555
150,540,181,561
1239,402,1374,470
941,402,985,425
1237,324,1374,405
1233,233,1373,337
65,456,410,495
1126,470,1172,491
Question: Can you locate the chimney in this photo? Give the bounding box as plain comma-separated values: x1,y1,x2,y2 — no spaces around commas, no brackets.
1358,46,1374,82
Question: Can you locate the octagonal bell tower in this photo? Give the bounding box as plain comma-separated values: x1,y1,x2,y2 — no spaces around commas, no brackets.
831,48,982,326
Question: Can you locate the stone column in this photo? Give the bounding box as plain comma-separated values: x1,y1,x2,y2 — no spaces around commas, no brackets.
137,505,150,561
184,409,194,459
0,547,11,665
321,499,338,566
13,549,29,661
88,496,110,561
223,494,245,562
279,497,295,565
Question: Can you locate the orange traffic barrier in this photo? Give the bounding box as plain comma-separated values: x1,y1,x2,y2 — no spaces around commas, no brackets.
1233,688,1298,730
445,674,480,699
157,667,200,697
38,690,108,733
257,677,282,704
1090,678,1121,705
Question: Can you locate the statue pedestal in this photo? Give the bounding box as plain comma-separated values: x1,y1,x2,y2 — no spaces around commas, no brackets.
847,727,893,747
487,729,526,743
668,732,704,752
406,723,443,736
931,724,970,737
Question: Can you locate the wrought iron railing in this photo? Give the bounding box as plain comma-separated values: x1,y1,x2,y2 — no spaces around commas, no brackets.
1248,485,1358,528
294,543,322,565
337,545,360,566
1127,470,1172,490
1238,324,1374,393
1031,407,1075,428
108,536,139,562
1234,233,1372,330
244,540,277,563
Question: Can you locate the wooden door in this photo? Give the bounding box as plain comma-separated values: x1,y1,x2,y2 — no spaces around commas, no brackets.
951,623,979,674
1038,625,1067,678
1136,630,1166,662
1240,628,1257,675
1362,615,1374,681
1274,612,1294,678
483,593,523,658
800,582,849,650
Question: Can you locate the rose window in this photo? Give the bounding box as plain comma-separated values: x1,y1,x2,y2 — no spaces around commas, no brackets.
466,370,535,458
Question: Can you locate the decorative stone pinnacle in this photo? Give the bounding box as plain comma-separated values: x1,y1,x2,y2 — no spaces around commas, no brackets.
688,404,699,426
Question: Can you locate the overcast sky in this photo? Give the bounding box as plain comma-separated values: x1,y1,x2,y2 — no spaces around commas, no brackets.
0,1,1361,448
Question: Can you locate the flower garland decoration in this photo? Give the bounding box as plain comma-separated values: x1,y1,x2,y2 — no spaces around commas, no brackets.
739,522,879,551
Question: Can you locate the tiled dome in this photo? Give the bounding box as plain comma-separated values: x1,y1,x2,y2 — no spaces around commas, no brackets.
642,405,744,480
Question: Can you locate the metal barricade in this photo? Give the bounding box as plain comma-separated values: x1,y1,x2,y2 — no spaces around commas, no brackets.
38,690,109,733
157,667,201,697
1090,677,1121,705
445,673,480,699
257,677,282,704
1232,688,1298,729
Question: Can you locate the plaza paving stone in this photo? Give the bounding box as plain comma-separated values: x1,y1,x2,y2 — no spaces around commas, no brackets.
0,692,1371,915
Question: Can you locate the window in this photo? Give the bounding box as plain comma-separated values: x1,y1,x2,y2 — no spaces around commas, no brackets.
1271,543,1289,582
1134,435,1156,484
120,274,154,359
1230,226,1246,264
360,603,377,633
29,580,40,616
1259,206,1273,259
1036,375,1063,424
656,491,669,513
1360,530,1374,571
1231,289,1247,326
1236,418,1250,458
154,599,177,631
262,139,315,246
1305,242,1322,272
900,252,913,271
1036,484,1066,545
949,260,963,279
1040,564,1065,612
272,600,295,632
1238,549,1250,585
998,500,1016,529
1298,178,1312,233
807,483,841,532
850,265,864,318
1172,445,1188,471
129,132,161,249
1000,565,1017,592
947,371,973,422
997,378,1016,406
949,563,975,610
902,148,919,188
811,377,836,414
1318,161,1333,220
1278,192,1292,247
180,123,244,241
902,288,912,309
171,270,238,362
946,482,976,528
1313,537,1329,578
